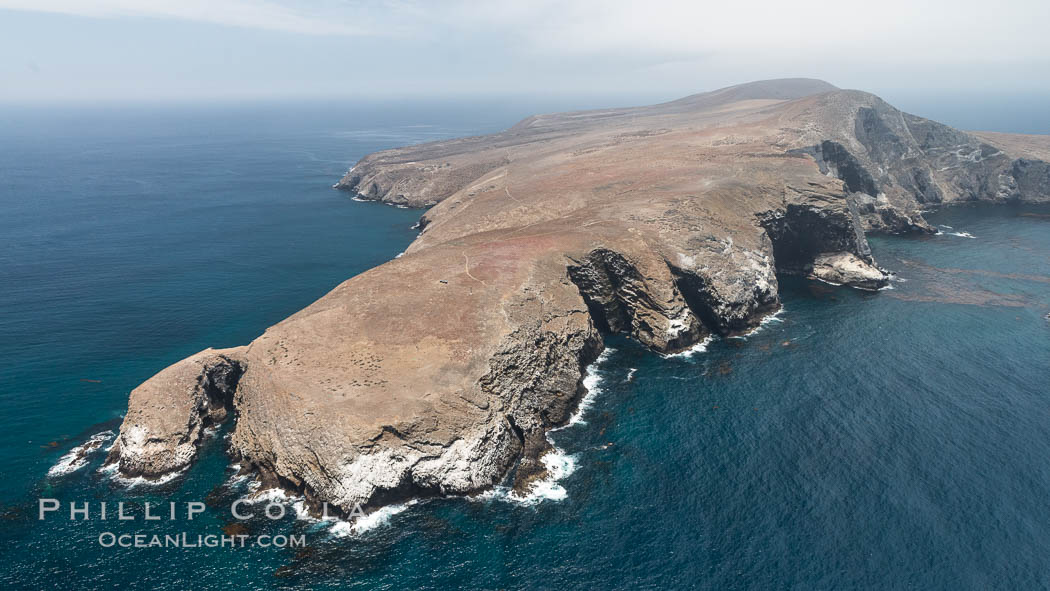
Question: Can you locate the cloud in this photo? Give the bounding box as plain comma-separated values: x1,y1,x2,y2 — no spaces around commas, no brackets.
2,0,1048,101
0,0,372,35
433,0,1050,64
4,0,1048,65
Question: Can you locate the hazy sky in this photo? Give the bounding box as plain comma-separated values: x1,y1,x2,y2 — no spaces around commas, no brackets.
2,0,1048,104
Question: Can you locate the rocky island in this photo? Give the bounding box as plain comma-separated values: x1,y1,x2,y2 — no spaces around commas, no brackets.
106,79,1050,517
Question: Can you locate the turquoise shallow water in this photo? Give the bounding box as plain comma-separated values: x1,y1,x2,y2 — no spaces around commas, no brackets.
1,104,1048,590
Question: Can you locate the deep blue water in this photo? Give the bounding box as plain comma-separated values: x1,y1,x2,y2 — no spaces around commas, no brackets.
1,103,1048,590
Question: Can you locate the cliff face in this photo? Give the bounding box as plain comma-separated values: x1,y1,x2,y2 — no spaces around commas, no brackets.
109,79,1050,514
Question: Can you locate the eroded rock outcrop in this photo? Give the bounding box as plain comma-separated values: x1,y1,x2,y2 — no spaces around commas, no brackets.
567,248,704,351
107,348,244,478
110,79,1050,514
809,252,888,291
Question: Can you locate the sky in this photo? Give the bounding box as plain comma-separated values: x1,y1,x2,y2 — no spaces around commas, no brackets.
1,0,1049,105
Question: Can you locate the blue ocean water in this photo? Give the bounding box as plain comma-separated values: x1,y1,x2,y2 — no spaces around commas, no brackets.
0,102,1048,590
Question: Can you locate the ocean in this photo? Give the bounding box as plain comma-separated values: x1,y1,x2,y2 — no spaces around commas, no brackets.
0,100,1048,590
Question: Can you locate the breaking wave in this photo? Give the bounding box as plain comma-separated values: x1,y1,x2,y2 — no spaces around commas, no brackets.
470,450,578,506
663,335,716,359
327,501,419,536
738,307,785,338
562,347,614,428
101,462,188,488
47,430,114,477
475,346,618,506
938,225,976,238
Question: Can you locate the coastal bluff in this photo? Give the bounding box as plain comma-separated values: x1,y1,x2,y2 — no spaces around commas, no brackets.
108,79,1050,515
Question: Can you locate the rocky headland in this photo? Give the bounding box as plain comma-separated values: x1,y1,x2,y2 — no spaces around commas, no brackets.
107,79,1050,516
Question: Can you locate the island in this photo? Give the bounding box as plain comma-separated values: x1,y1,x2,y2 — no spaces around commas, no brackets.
105,79,1050,518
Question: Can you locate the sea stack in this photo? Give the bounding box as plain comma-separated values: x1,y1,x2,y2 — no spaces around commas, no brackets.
108,79,1050,515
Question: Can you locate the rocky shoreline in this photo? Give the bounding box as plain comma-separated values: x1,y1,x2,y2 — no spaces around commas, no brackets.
105,79,1050,518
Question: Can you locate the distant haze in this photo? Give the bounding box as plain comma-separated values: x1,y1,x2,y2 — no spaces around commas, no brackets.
1,0,1049,115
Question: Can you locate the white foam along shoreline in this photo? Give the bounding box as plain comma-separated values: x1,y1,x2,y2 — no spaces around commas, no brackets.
327,500,419,536
560,347,615,428
662,334,716,359
740,306,785,337
48,430,115,477
100,461,189,487
477,347,618,506
238,480,420,537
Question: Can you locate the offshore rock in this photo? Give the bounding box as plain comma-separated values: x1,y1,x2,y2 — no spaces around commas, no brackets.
112,79,1050,513
809,252,889,291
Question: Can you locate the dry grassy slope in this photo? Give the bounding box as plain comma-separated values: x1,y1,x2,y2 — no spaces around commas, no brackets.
110,79,1050,514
